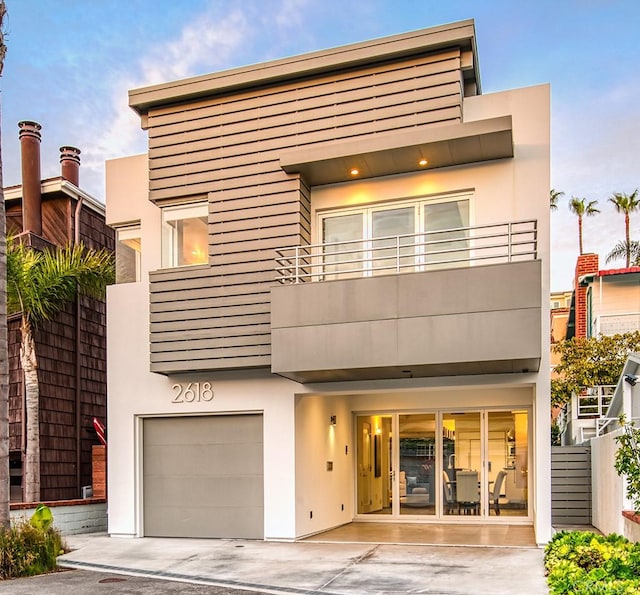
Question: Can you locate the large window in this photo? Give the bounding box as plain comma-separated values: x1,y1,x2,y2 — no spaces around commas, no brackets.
115,224,141,284
319,195,470,278
161,203,208,268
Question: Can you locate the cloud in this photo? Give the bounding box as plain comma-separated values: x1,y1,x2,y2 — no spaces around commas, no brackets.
138,9,249,86
79,7,251,195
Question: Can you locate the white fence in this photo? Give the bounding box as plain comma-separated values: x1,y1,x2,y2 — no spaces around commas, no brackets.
590,429,628,536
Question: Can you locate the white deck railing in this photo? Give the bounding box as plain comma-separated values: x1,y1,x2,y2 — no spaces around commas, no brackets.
275,219,537,283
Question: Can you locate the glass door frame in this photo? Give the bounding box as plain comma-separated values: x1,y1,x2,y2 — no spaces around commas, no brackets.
353,408,533,522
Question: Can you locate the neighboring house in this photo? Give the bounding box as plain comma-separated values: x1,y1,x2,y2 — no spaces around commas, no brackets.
566,254,640,340
559,254,639,444
5,121,114,501
106,20,551,543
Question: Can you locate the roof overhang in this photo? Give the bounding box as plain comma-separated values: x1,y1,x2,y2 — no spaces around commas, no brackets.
129,20,479,116
4,177,105,216
279,116,513,186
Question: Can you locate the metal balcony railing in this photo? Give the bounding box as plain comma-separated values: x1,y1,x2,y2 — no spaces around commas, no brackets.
275,219,537,283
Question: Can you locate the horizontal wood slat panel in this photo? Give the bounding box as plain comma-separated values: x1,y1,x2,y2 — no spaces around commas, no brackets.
151,334,271,353
150,301,268,323
148,108,460,177
551,445,591,525
151,284,270,302
149,76,461,149
150,355,270,374
151,343,271,363
153,314,271,333
150,293,268,313
147,50,461,124
151,323,271,343
148,86,460,153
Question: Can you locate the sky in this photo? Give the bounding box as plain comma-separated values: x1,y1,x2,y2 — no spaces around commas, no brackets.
1,0,639,291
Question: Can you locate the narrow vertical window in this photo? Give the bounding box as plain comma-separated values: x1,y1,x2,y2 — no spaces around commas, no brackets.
115,224,142,284
161,203,208,268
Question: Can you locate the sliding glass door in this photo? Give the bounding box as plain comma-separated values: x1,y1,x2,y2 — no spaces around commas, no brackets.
355,409,529,520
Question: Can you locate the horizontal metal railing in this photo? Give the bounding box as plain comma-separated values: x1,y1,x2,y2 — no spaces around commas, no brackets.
275,219,537,283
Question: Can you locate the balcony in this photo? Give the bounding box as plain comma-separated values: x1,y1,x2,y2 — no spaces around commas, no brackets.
271,220,542,382
558,386,616,444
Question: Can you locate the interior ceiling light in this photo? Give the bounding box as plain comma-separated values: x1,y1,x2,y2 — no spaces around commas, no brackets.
350,168,359,176
419,158,428,166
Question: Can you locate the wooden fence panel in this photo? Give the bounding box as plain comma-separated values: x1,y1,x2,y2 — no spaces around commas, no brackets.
552,445,592,525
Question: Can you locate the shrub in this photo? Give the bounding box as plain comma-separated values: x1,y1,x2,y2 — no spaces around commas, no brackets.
615,417,640,514
544,531,640,594
0,519,66,579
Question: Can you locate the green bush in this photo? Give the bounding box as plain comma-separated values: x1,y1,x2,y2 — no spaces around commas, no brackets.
545,531,640,594
0,519,66,579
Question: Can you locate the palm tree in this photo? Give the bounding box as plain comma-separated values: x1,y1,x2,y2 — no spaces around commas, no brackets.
608,190,640,267
550,189,564,211
0,0,9,528
569,197,599,255
6,242,114,502
606,240,640,267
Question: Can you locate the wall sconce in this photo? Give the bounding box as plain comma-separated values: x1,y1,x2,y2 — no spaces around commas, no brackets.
330,415,337,426
625,374,638,386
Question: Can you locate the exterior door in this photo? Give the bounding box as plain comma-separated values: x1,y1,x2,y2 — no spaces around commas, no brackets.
356,410,529,520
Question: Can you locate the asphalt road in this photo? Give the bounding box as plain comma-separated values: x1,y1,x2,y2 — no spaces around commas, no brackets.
0,569,271,594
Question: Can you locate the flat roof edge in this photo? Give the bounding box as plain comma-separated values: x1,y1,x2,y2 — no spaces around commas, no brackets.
129,20,476,114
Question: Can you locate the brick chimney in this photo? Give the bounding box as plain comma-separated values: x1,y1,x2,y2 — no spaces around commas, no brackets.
60,146,81,186
573,253,599,339
18,120,43,236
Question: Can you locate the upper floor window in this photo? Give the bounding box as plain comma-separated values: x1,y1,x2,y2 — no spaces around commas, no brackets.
115,224,141,284
161,203,208,268
319,195,470,278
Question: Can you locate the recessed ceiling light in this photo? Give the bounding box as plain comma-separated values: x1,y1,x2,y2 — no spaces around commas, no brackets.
350,168,359,176
419,159,428,166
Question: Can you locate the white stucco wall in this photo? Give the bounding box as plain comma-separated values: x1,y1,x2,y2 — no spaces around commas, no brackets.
591,429,628,536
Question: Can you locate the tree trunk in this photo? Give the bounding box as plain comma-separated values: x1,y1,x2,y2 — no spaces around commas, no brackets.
578,216,583,255
625,213,630,268
0,0,9,527
20,318,40,503
0,116,7,526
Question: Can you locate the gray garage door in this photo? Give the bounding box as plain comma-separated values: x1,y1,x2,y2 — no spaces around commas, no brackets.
143,414,264,538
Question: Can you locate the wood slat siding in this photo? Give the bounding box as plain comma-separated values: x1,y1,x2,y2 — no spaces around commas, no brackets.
148,48,463,373
551,445,592,525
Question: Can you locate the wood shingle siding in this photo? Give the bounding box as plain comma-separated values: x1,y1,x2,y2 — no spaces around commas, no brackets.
147,48,464,373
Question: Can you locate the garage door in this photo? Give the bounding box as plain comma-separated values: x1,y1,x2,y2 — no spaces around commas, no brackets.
143,414,263,538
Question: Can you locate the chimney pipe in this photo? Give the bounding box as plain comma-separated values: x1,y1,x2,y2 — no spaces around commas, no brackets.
60,145,81,186
18,120,43,236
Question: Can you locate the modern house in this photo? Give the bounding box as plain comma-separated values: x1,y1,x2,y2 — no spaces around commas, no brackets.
106,20,551,543
5,121,114,501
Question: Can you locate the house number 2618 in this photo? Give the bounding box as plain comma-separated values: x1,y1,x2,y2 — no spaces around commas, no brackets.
171,382,214,403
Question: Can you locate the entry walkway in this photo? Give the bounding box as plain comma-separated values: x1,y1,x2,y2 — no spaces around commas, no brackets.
59,532,547,595
304,521,537,547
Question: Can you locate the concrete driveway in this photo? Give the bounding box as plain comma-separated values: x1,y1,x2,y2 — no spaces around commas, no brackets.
56,534,548,594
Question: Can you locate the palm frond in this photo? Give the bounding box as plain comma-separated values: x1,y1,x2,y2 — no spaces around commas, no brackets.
605,240,640,266
609,190,640,214
6,241,115,326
